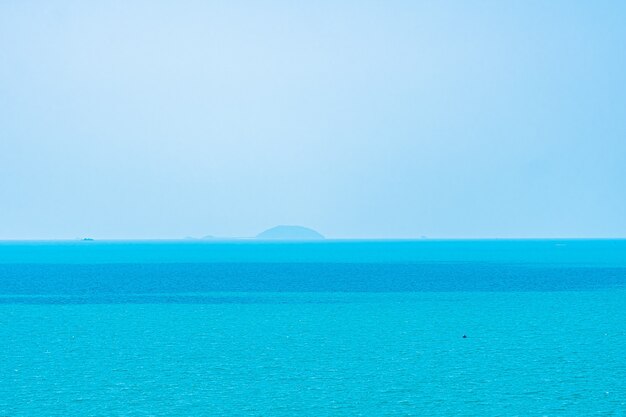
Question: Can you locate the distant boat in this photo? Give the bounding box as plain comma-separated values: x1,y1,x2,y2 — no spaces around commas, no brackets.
82,238,94,241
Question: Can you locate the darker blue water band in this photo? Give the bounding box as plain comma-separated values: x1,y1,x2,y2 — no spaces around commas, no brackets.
0,263,624,300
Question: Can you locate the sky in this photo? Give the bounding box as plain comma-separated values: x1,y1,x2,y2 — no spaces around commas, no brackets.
1,0,625,239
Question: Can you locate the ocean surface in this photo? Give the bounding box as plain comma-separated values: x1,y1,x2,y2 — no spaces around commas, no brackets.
1,240,625,416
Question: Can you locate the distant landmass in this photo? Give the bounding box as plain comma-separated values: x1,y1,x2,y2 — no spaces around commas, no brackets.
256,225,324,240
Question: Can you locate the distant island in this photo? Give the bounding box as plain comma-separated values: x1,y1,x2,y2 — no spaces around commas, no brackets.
256,225,324,240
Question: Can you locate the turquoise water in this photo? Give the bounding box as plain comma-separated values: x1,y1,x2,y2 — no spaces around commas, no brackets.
2,239,626,265
1,241,625,415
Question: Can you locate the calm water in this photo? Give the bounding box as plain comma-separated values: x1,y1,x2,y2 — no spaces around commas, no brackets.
1,240,625,416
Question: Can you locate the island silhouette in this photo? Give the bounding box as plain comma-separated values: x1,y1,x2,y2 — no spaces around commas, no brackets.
255,225,324,240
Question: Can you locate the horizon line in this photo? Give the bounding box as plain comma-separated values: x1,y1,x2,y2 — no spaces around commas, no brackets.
1,237,626,242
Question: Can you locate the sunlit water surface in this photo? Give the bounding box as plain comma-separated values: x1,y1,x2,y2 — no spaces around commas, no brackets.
1,240,625,416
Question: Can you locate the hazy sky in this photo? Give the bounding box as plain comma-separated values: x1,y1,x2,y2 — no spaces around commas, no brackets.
1,1,625,239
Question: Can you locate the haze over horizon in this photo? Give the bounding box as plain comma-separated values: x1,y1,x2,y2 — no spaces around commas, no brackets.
2,1,626,240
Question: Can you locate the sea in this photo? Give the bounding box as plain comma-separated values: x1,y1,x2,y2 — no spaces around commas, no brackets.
1,239,625,416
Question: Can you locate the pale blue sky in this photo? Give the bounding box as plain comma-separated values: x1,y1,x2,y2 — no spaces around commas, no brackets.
1,1,625,239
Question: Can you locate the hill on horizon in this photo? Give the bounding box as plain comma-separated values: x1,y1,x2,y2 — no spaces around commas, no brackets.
256,225,324,240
